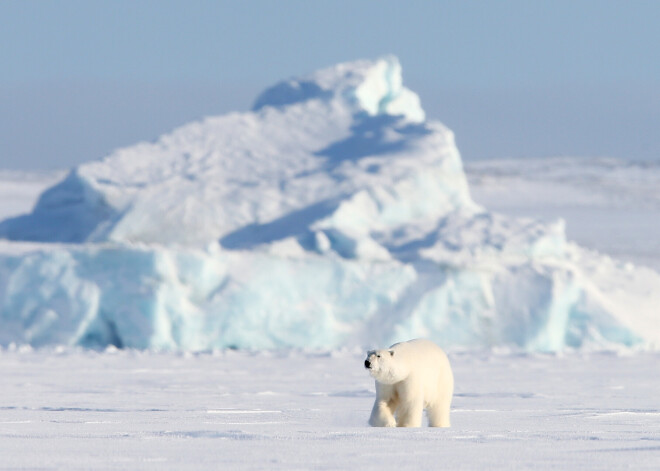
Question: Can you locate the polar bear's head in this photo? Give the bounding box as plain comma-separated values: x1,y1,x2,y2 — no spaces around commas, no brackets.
364,348,410,384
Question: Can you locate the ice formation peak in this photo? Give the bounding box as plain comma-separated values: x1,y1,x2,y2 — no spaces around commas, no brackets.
253,56,425,123
0,55,461,247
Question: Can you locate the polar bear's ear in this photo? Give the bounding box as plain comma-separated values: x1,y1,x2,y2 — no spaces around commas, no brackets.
389,350,395,356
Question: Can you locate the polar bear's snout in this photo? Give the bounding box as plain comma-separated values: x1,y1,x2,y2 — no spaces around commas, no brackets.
364,359,371,369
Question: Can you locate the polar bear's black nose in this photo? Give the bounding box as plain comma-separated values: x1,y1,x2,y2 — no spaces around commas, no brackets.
364,359,371,369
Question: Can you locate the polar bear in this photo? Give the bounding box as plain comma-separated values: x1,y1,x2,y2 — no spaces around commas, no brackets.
364,338,454,427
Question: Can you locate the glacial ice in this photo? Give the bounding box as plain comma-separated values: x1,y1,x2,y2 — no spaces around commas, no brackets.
0,56,659,351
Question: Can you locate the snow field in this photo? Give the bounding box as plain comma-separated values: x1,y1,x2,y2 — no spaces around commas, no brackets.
1,348,658,470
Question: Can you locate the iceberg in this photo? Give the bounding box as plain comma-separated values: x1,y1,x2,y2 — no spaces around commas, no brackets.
0,56,458,247
0,56,659,351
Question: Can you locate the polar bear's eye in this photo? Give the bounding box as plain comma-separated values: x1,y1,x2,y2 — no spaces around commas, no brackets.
376,354,381,358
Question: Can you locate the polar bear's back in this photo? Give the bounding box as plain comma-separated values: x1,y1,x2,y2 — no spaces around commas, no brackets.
390,338,448,362
390,339,453,399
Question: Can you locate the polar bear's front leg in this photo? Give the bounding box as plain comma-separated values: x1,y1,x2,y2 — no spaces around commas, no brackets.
395,397,423,427
369,399,396,427
392,379,424,427
369,383,398,427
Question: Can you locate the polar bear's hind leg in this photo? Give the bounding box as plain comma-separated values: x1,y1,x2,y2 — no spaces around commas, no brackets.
427,399,451,428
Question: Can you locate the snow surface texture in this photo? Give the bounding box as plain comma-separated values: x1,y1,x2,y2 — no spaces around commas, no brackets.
1,347,659,470
0,57,659,351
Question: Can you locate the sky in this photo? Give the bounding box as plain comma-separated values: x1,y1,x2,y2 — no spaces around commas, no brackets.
1,0,659,170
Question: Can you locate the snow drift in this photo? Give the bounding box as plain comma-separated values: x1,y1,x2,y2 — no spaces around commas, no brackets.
0,56,659,351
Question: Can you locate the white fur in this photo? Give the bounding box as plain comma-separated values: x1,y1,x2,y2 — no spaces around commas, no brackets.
365,338,454,428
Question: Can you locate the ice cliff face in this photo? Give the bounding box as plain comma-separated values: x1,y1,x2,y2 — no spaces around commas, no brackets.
0,57,659,351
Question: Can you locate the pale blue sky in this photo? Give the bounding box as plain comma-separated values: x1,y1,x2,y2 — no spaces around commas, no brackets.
1,0,658,169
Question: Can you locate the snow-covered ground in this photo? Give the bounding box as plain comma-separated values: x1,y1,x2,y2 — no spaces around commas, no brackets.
1,347,658,470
